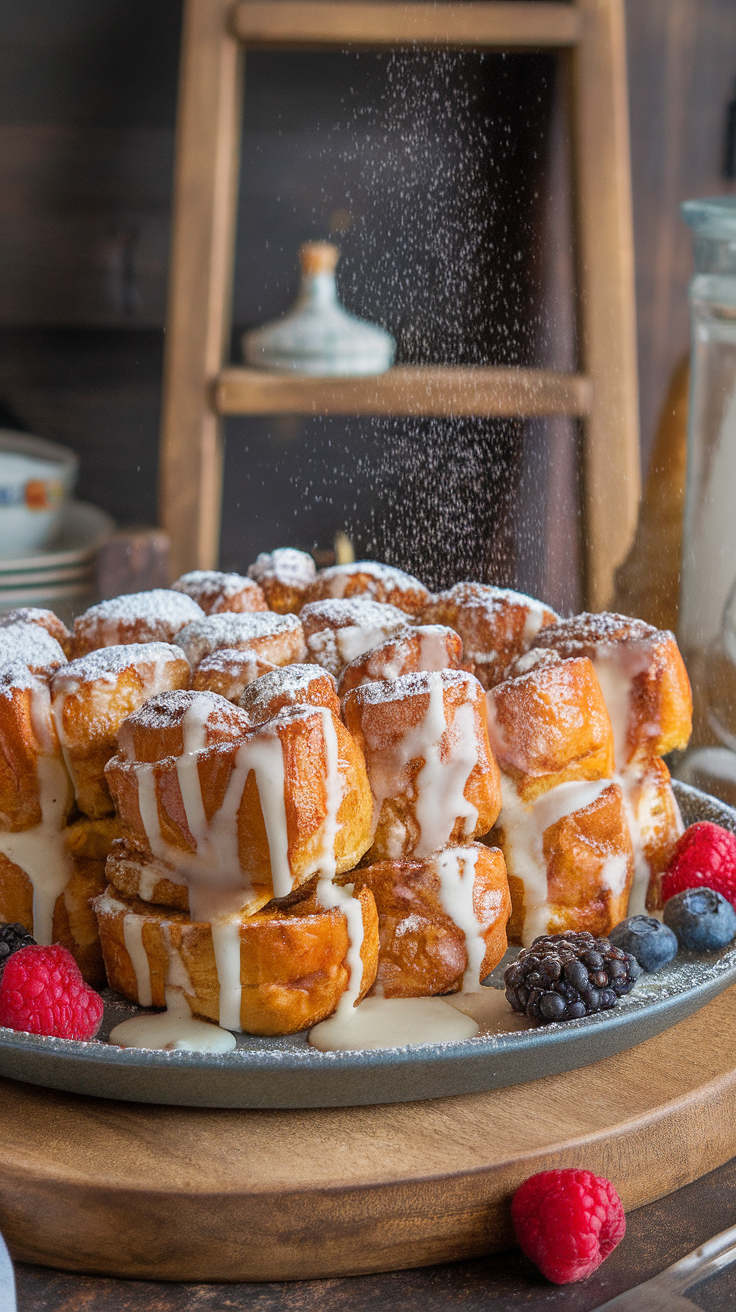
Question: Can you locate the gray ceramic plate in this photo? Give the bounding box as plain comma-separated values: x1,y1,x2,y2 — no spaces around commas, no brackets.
0,781,734,1109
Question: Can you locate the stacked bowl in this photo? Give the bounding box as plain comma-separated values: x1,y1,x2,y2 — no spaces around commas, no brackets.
0,431,114,624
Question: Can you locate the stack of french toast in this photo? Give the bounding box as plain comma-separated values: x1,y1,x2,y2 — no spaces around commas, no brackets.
0,547,692,1036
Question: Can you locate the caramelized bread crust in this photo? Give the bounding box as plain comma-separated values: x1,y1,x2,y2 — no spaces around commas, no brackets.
495,781,635,944
177,611,305,668
343,668,502,861
0,662,71,830
106,836,192,912
421,582,559,689
485,657,614,800
348,843,511,997
71,590,204,656
239,664,341,726
299,598,409,677
303,561,430,616
338,624,464,696
192,650,278,702
532,612,692,763
0,841,109,985
247,548,317,614
171,570,268,614
95,884,379,1035
116,689,250,763
626,756,684,911
51,643,190,818
106,703,373,907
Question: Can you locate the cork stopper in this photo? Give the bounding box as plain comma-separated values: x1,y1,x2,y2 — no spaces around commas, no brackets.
299,241,340,275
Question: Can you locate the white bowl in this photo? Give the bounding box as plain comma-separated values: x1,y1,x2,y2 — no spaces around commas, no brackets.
0,430,78,559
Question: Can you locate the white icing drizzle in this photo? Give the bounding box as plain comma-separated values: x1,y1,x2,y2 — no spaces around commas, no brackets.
498,775,613,946
0,756,73,945
335,623,400,667
133,729,290,906
600,852,630,898
581,645,680,913
0,676,72,945
129,710,302,1032
366,673,480,857
123,914,152,1007
308,995,479,1051
316,879,365,1019
109,988,236,1053
417,627,455,672
618,766,683,916
591,645,652,771
112,914,236,1053
432,847,485,992
521,601,549,646
211,916,243,1030
303,708,344,880
239,734,291,897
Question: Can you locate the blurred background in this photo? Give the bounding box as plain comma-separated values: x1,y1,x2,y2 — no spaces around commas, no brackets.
0,0,732,609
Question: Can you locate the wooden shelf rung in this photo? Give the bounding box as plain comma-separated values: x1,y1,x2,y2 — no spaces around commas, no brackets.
215,365,592,418
231,2,581,50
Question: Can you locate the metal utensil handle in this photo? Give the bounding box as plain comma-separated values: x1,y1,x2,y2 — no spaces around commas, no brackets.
659,1220,736,1293
0,1229,16,1312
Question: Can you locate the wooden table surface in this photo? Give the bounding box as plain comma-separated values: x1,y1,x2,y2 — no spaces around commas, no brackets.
13,1151,736,1310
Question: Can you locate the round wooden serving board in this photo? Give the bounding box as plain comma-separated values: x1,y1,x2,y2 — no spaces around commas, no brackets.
2,984,736,1283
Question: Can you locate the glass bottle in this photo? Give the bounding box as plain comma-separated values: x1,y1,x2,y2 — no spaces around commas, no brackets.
677,198,736,802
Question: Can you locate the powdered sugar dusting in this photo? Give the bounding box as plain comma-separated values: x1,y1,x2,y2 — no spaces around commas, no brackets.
0,622,67,670
0,658,44,697
300,598,408,630
124,688,249,734
51,642,186,690
315,561,428,595
428,582,557,627
348,666,478,707
0,607,70,642
239,663,337,722
172,571,262,602
74,590,204,648
533,612,662,653
248,548,317,587
301,598,409,675
177,612,302,665
504,648,562,679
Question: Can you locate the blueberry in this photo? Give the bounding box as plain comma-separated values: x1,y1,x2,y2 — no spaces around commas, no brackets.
663,887,736,953
609,915,678,972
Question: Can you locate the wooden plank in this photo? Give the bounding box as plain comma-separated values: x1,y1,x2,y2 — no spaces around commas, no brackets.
571,0,641,609
216,365,593,417
231,2,581,49
158,0,244,578
3,986,736,1280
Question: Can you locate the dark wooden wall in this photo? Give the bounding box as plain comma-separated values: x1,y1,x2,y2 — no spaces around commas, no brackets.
0,0,732,598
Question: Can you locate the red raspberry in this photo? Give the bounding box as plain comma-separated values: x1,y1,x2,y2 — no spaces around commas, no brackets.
0,945,103,1041
511,1168,625,1284
661,821,736,907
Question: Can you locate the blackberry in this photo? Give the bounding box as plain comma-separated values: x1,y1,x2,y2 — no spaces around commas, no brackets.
0,922,36,979
503,930,641,1024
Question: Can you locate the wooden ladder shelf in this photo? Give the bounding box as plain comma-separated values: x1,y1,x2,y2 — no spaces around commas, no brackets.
160,0,640,608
